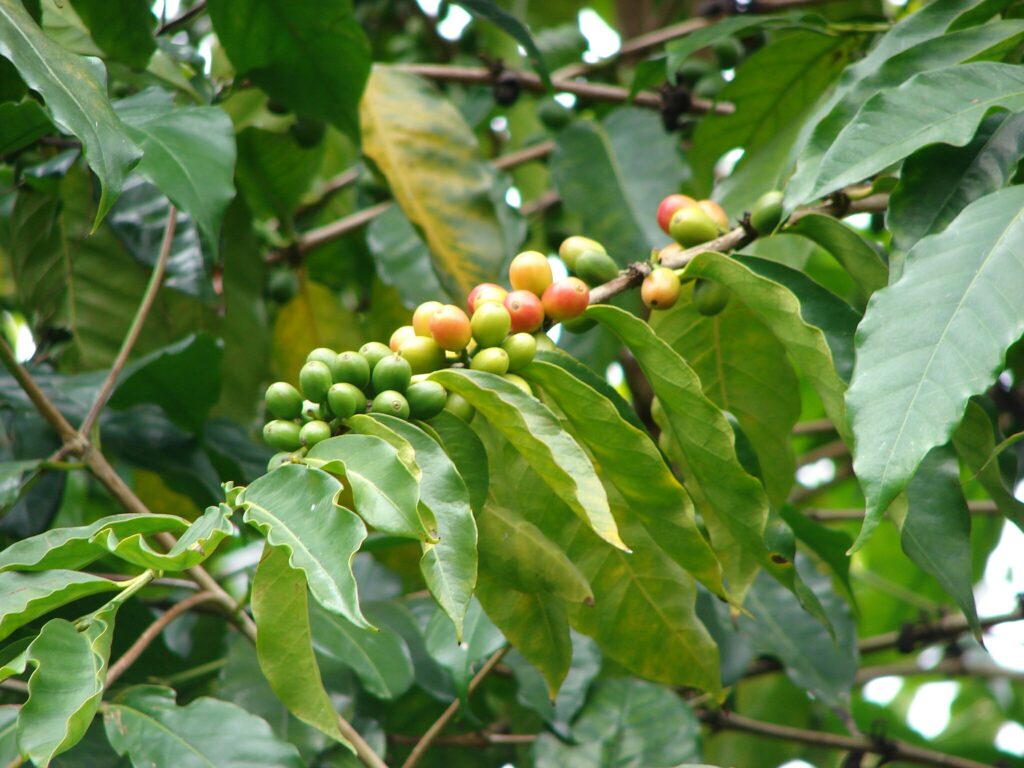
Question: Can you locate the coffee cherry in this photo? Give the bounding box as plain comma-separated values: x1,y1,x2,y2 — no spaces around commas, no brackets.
503,373,532,395
533,331,557,351
669,205,720,247
657,194,697,235
412,300,444,336
658,242,684,263
372,354,412,393
471,347,510,375
575,249,619,286
471,302,512,348
267,451,292,472
265,382,303,420
327,383,360,420
558,236,605,271
306,347,339,376
406,380,447,419
509,250,553,297
642,267,682,310
698,200,729,232
693,279,731,316
299,361,333,403
334,351,370,390
466,283,508,315
372,390,410,419
300,420,332,447
399,336,446,374
504,290,545,333
444,392,475,422
359,341,392,371
389,325,417,352
502,332,536,371
751,190,784,233
430,304,473,351
263,420,302,451
542,277,590,323
714,36,744,69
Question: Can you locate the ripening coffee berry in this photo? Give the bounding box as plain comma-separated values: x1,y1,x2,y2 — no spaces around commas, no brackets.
558,236,605,271
471,302,512,348
444,392,475,422
299,361,333,403
471,347,510,375
300,420,332,447
412,300,444,336
575,249,619,286
698,200,729,232
542,277,590,322
658,242,683,263
751,190,784,233
693,279,731,316
508,250,553,297
389,325,417,352
265,382,303,420
641,267,682,310
359,341,392,371
502,332,536,371
372,390,410,419
406,380,447,419
327,383,360,420
466,283,508,315
656,194,697,235
334,351,370,390
503,373,532,396
504,290,545,333
669,205,719,247
264,420,302,451
372,354,412,393
399,336,446,374
430,304,473,351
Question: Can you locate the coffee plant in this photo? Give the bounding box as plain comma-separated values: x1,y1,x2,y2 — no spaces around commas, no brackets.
0,0,1022,766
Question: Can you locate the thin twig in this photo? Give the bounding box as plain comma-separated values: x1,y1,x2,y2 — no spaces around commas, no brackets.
787,463,854,504
859,602,1024,656
79,205,177,438
803,500,1001,522
107,591,218,686
797,439,848,467
157,0,207,34
491,140,555,170
389,732,537,747
401,647,509,768
856,656,1024,684
793,418,837,435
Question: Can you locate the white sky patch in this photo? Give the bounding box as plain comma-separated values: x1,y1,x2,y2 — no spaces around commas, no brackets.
505,186,522,209
862,675,903,706
197,34,214,76
907,681,958,739
578,9,620,60
490,116,509,133
999,371,1013,387
14,321,35,364
549,256,569,281
554,92,578,108
778,761,815,768
974,520,1024,670
547,325,562,345
416,0,442,15
844,212,873,230
606,362,624,388
796,458,835,488
722,68,736,82
996,722,1024,756
151,0,181,19
438,5,472,41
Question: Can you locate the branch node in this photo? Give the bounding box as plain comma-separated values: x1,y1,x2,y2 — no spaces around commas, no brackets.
739,211,758,239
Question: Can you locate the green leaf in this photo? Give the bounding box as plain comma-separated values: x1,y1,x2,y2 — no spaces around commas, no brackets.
104,686,305,768
239,464,370,629
533,679,701,767
778,505,854,600
806,62,1024,203
309,600,414,700
68,0,155,69
0,707,17,765
425,598,504,699
891,446,980,635
846,185,1024,550
108,333,222,433
420,411,488,514
366,207,454,309
784,214,888,305
533,348,645,432
0,638,30,682
18,605,117,765
0,513,187,573
360,67,519,297
476,574,571,697
888,111,1024,252
306,434,426,541
954,400,1024,525
452,1,550,86
206,0,370,141
271,280,363,384
589,304,768,598
522,360,726,597
0,0,141,224
431,369,624,551
0,99,50,155
114,89,236,252
234,127,325,223
369,417,477,639
549,108,688,260
649,289,800,507
0,571,120,643
251,545,349,746
99,504,233,571
666,15,811,76
684,252,855,439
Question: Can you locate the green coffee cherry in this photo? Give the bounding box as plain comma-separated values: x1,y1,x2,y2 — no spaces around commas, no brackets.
751,190,785,233
398,336,446,374
444,392,475,423
327,383,360,420
406,381,447,419
300,420,332,447
714,36,744,69
372,354,412,393
575,249,619,286
558,236,606,271
299,360,332,403
534,331,557,351
263,420,302,451
471,303,512,348
335,351,370,389
502,332,537,371
265,382,303,420
306,347,339,378
503,373,532,395
471,347,510,375
359,341,392,371
693,279,730,316
372,390,410,419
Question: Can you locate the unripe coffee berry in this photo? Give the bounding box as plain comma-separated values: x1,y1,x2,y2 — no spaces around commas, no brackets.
504,290,545,333
751,190,784,233
359,341,392,371
669,206,719,247
503,373,532,395
412,300,444,336
406,380,447,419
300,420,332,447
444,392,475,422
656,194,697,235
399,336,446,374
429,304,473,351
265,382,303,420
299,361,333,403
372,354,412,393
558,236,605,271
389,325,417,352
263,420,302,451
471,302,512,348
641,267,682,310
698,200,729,232
542,277,590,322
306,347,339,377
372,390,410,420
508,250,553,297
327,383,360,420
471,347,510,375
334,351,370,390
693,279,730,316
502,332,536,371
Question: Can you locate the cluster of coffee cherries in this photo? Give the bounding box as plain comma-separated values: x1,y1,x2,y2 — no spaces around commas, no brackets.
260,248,598,456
